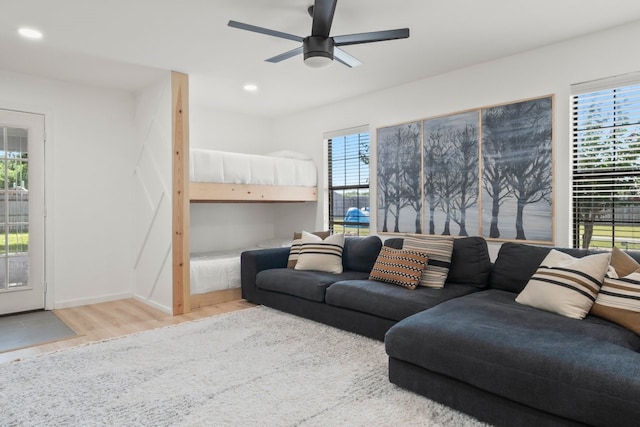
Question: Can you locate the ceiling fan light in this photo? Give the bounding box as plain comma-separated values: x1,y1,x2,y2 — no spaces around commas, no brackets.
304,54,333,68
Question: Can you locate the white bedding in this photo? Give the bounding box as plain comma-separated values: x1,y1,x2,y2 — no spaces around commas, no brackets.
190,247,257,295
190,238,292,295
189,149,317,187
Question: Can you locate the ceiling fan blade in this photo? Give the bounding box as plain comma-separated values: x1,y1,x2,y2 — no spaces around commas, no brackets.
266,46,304,63
334,28,410,46
228,20,303,43
311,0,337,37
334,47,362,68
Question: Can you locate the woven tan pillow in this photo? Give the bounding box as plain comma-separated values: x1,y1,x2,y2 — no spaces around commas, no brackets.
369,246,429,290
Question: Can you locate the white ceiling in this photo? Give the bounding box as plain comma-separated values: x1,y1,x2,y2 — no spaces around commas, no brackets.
2,0,640,118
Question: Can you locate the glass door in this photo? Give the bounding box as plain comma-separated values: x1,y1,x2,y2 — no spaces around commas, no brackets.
0,110,45,315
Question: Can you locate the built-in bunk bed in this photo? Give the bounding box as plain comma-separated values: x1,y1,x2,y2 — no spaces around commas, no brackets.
170,73,317,314
187,148,318,308
190,148,318,202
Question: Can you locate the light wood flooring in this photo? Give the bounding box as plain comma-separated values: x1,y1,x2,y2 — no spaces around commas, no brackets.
0,298,255,364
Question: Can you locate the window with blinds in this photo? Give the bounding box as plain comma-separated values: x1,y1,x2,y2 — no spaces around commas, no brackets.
328,131,370,236
572,76,640,249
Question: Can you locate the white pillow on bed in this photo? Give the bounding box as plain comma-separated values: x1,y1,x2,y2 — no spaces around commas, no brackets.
267,150,312,161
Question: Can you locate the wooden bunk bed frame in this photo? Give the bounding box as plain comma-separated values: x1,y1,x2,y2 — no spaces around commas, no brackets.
190,182,317,203
171,72,317,315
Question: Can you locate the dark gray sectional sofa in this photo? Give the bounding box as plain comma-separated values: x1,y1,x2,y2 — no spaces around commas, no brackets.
240,236,640,427
241,235,492,340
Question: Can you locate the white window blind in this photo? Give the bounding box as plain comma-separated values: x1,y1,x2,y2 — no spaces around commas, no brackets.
571,75,640,249
328,130,370,236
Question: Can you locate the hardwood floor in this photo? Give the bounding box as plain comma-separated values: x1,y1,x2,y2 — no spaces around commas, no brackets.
0,298,255,364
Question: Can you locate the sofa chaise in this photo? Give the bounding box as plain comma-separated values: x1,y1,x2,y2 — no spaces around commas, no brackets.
385,241,640,427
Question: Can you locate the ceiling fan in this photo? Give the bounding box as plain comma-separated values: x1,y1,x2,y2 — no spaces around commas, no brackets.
228,0,410,68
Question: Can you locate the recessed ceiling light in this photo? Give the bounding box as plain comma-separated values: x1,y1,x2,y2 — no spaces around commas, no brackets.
18,27,43,40
243,83,258,92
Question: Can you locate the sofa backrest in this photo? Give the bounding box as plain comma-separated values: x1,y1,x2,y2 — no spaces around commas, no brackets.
342,236,383,273
489,242,598,293
447,236,492,288
382,236,492,288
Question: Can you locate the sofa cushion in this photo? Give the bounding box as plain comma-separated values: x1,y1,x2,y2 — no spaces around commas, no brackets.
368,247,429,290
447,236,492,288
515,250,611,319
383,238,404,250
342,235,383,273
489,242,591,293
325,280,480,321
385,289,640,426
256,268,370,302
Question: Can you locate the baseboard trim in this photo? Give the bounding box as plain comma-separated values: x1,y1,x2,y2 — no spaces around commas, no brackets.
132,294,172,314
190,288,242,309
54,292,134,309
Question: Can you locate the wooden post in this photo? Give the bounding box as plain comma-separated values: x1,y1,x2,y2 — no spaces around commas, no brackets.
171,71,190,315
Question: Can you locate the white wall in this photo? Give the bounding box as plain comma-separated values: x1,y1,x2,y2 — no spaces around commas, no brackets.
272,20,640,258
132,73,174,313
188,105,301,253
0,70,136,308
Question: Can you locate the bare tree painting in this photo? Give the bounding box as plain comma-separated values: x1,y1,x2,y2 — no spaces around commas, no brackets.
481,96,553,242
376,95,554,243
377,122,422,233
423,111,480,236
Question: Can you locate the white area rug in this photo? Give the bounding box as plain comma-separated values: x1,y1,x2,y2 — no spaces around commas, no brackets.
0,306,486,426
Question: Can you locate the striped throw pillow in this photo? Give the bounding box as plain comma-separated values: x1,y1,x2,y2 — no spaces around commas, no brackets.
369,246,429,290
294,232,344,274
515,250,611,319
287,231,330,268
591,270,640,335
402,234,454,289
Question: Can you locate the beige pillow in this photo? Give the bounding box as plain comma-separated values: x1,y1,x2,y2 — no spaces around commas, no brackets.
591,269,640,335
516,250,611,319
294,232,345,274
287,230,331,268
610,247,640,278
401,234,454,289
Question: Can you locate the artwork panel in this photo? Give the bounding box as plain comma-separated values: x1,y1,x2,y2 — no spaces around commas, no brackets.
423,111,480,237
376,122,422,233
481,96,554,243
481,190,552,242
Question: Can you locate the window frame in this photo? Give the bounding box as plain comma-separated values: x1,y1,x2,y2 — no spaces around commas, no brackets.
326,129,371,236
571,73,640,250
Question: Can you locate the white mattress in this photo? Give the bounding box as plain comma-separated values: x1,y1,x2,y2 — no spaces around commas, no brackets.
190,247,257,295
189,237,292,295
189,149,317,187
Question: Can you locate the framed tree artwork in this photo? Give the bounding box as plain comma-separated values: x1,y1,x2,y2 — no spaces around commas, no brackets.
481,96,553,242
376,94,554,244
423,111,480,237
376,121,422,233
